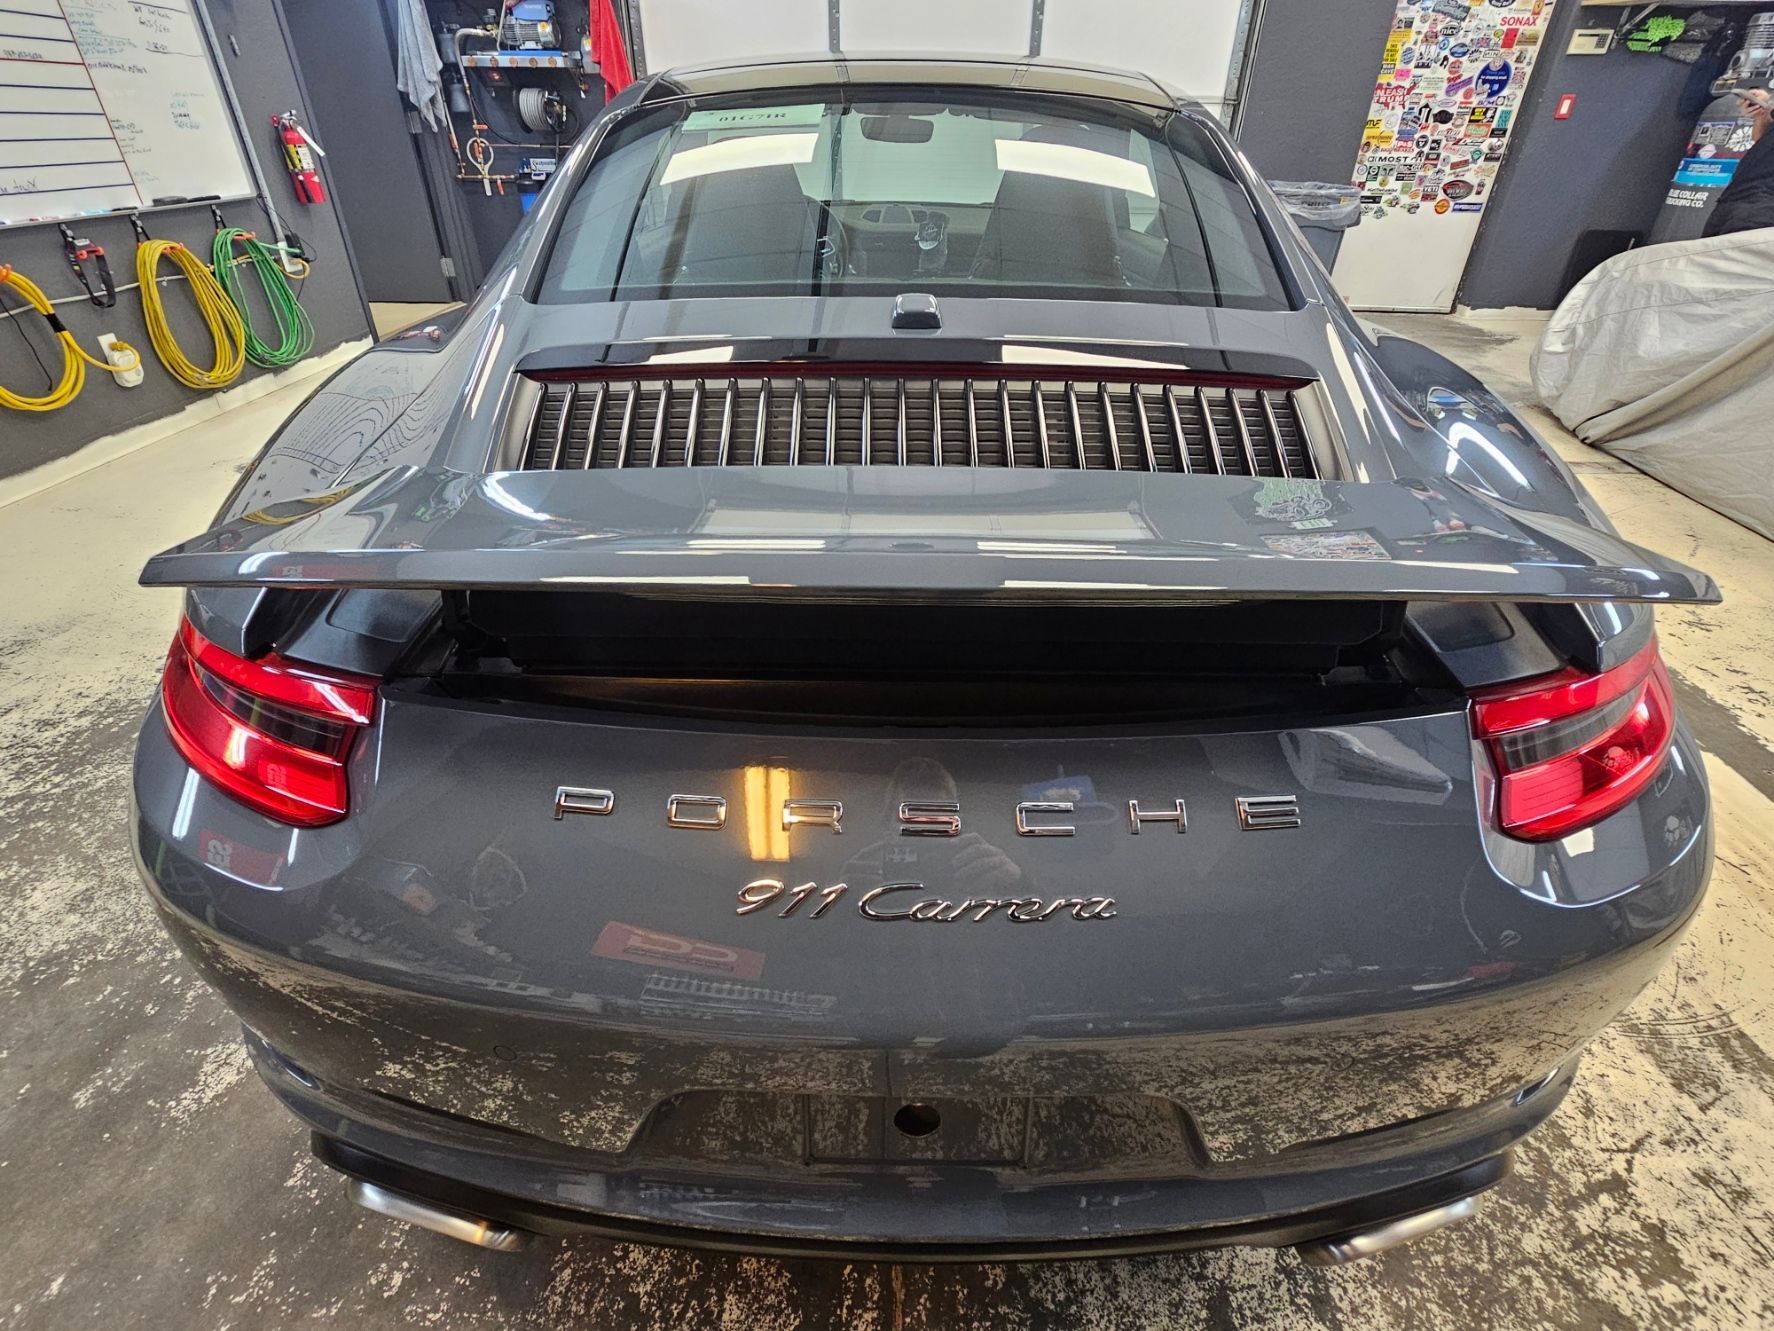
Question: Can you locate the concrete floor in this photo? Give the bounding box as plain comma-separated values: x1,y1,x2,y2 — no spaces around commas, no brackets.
3,312,1773,1329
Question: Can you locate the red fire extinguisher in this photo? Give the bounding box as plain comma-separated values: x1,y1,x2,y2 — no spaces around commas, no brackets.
274,111,326,204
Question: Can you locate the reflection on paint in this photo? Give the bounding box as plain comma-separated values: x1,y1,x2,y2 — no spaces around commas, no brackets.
745,764,791,862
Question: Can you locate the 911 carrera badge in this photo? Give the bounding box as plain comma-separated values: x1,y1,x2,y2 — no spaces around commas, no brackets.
737,879,1117,923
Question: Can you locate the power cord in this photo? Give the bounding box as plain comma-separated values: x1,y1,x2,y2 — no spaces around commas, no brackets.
0,279,57,393
137,236,245,390
213,226,314,368
0,264,140,412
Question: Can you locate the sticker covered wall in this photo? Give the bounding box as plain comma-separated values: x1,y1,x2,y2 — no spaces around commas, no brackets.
1332,0,1559,311
1352,0,1554,221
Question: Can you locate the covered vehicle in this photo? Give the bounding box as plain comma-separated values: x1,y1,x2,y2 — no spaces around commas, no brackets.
1533,227,1774,539
133,56,1718,1265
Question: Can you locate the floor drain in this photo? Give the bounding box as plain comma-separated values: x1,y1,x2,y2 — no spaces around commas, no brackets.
893,1103,941,1137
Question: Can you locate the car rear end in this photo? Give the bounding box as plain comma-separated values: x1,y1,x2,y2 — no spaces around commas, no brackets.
130,65,1716,1259
132,474,1712,1257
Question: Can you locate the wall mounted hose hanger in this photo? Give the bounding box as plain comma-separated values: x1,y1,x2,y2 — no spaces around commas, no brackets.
60,225,117,309
1,204,317,410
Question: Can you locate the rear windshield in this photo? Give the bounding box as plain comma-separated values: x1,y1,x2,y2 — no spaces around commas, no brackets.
540,92,1290,309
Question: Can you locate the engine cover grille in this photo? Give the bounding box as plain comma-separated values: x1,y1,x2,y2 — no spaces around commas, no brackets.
518,372,1321,478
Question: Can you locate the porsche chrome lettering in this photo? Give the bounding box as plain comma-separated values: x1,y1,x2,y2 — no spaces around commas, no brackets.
554,787,1300,835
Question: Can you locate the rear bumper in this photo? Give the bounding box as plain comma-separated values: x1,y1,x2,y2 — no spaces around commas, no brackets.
132,702,1710,1248
251,1019,1541,1257
309,1126,1515,1262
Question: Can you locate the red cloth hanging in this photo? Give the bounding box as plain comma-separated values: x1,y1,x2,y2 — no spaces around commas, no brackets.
590,0,634,98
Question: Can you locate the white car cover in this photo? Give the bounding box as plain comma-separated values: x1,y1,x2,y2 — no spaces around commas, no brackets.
1531,228,1774,540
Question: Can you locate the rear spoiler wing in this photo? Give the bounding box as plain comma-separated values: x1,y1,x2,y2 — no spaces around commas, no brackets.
140,466,1720,606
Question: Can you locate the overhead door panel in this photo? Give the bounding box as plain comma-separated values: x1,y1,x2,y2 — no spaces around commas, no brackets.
628,0,1259,123
1039,0,1248,119
840,0,1031,57
635,0,829,73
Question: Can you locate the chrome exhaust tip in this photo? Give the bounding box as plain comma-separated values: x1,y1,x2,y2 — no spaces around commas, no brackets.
346,1178,532,1252
1294,1193,1485,1266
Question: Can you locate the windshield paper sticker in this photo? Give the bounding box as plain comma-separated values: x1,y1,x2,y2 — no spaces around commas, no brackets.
682,104,827,132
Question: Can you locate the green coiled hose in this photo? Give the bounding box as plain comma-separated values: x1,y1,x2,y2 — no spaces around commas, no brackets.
212,227,313,368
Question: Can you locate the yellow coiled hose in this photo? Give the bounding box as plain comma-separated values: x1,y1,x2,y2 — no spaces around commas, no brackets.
0,264,141,412
137,238,245,390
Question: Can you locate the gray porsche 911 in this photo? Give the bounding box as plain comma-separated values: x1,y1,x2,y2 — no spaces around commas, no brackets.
133,55,1719,1264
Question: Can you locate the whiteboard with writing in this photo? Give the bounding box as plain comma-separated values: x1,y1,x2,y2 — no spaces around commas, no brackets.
0,0,253,227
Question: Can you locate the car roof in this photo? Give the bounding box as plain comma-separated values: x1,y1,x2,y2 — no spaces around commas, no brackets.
638,53,1196,113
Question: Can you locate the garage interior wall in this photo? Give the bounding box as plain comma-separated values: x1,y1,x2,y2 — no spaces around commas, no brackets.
1237,0,1712,312
1459,3,1702,310
0,0,372,483
294,0,630,303
279,0,454,307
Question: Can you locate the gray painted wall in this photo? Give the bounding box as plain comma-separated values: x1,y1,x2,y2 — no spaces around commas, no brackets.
1236,0,1398,184
281,0,452,305
1460,3,1698,309
0,0,371,483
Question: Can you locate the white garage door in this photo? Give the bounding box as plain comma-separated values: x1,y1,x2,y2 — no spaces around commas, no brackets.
631,0,830,71
841,0,1033,57
1039,0,1250,121
628,0,1257,123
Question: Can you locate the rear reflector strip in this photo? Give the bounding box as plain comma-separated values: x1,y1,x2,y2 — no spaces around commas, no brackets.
161,620,377,827
1471,639,1675,842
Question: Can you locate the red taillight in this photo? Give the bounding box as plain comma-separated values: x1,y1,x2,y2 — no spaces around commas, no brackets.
1470,638,1675,842
160,619,378,827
